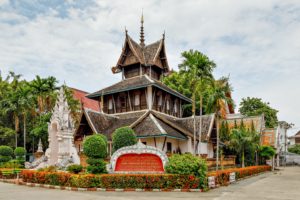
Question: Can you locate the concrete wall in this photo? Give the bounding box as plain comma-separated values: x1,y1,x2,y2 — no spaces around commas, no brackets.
140,137,193,154
286,153,300,165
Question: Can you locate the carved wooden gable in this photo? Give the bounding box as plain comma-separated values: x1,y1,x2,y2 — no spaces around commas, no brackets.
123,48,139,66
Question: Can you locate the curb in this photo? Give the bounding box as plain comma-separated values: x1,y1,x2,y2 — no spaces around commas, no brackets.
0,179,203,192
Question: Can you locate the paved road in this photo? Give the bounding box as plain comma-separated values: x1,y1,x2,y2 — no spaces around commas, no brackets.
0,167,299,200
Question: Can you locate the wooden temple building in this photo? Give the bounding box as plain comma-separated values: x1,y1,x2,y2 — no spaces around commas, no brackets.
74,16,217,157
72,16,266,163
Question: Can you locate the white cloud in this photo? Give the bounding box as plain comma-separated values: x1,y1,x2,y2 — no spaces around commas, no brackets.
0,0,300,135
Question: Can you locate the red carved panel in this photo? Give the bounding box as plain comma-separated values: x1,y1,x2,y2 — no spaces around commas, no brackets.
115,153,164,172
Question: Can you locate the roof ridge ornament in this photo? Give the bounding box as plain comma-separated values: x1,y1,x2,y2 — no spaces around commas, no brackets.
140,12,145,48
125,26,128,37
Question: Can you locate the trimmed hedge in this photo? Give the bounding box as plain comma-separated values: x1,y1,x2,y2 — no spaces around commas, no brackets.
21,165,271,189
14,147,26,158
207,165,271,186
112,127,137,152
66,164,83,174
0,146,13,163
21,170,200,189
0,146,14,156
100,174,199,189
0,168,22,179
83,134,107,159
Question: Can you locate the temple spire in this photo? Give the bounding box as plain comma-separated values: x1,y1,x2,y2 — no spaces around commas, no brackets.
140,12,145,47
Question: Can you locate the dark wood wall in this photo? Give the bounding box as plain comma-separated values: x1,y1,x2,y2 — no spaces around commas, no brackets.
102,87,182,117
103,88,147,114
152,89,181,117
123,64,162,80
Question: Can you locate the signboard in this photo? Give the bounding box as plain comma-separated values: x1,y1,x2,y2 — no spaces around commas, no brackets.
229,172,236,183
115,153,164,172
208,176,215,188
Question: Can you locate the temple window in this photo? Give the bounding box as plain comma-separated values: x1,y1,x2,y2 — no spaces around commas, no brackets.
158,94,162,106
167,142,172,153
120,96,126,111
166,99,170,110
108,98,113,110
134,93,140,106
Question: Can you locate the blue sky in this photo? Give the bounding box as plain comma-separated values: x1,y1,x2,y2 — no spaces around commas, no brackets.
0,0,300,135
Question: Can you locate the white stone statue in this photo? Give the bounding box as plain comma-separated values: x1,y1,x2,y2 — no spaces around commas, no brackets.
37,138,44,153
31,87,80,169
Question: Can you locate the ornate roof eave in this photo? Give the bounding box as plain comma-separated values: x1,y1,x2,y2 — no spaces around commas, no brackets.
152,37,170,72
87,82,192,103
151,111,194,139
129,110,188,140
136,134,187,140
113,35,144,73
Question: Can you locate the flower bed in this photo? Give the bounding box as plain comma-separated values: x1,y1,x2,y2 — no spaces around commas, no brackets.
207,165,271,186
21,170,200,189
20,166,271,190
0,168,22,179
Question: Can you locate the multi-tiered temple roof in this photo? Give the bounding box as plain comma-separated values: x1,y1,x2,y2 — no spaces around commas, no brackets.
75,15,216,149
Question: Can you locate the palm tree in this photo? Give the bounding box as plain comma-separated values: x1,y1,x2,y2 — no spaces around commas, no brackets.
206,77,233,170
229,127,258,168
17,84,35,150
0,72,23,148
29,75,58,114
178,50,216,154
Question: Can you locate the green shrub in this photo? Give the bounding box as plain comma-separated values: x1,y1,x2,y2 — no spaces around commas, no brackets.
165,154,207,187
98,133,108,146
259,146,275,159
112,127,137,152
14,147,26,159
37,166,57,172
288,144,300,155
86,158,107,174
69,174,102,188
83,134,107,159
67,164,83,174
21,170,200,189
0,145,13,157
0,156,12,163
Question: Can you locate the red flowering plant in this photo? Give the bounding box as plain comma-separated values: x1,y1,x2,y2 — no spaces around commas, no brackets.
207,165,271,186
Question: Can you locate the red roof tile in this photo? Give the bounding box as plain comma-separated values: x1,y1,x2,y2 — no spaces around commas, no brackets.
70,87,100,111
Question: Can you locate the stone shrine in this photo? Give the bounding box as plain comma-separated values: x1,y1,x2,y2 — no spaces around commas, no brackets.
26,87,80,169
45,87,80,167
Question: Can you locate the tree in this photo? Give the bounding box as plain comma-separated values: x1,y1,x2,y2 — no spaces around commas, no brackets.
28,75,58,114
288,144,300,155
239,97,278,128
259,146,276,167
0,126,15,147
229,126,260,168
83,134,107,174
0,72,24,148
112,127,137,152
163,51,217,117
206,77,234,170
168,50,216,154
